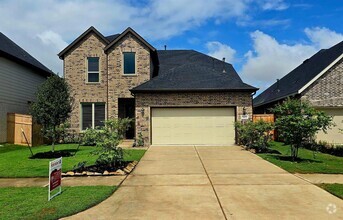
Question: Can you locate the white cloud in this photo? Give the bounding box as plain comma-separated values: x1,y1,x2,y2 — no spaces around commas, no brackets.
37,31,68,51
206,41,236,63
305,27,343,48
0,0,252,74
259,0,289,11
236,18,291,28
241,31,316,91
240,27,343,92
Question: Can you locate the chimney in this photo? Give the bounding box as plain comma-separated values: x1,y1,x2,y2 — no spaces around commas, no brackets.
222,57,226,73
164,45,167,50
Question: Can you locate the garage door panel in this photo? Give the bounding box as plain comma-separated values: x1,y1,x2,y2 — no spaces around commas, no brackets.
152,108,235,145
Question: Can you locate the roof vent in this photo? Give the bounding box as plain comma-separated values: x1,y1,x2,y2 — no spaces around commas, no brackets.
164,45,167,50
276,79,280,92
222,57,226,73
303,58,310,64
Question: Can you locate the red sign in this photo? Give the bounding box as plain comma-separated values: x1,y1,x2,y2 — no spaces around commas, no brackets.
50,169,61,191
48,157,62,201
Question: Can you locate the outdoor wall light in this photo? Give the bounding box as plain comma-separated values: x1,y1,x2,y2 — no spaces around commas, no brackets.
140,108,145,115
243,107,247,115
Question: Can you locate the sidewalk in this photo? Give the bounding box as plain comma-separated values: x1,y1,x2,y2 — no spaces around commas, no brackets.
295,173,343,184
0,176,125,187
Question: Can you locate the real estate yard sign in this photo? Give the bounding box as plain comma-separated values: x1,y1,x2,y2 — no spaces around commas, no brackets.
48,157,62,201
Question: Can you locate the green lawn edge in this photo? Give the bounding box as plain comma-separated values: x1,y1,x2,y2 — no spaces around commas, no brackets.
0,186,116,220
257,142,343,174
318,184,343,199
0,144,146,178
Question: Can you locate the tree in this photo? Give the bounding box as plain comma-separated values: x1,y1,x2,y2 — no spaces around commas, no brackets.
271,98,333,160
31,75,72,152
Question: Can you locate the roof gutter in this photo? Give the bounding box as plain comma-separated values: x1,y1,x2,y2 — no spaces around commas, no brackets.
131,88,258,94
254,92,298,108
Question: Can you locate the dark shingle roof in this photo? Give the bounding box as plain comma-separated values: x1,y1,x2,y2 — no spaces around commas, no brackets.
131,50,257,92
254,41,343,107
105,34,120,42
0,32,53,76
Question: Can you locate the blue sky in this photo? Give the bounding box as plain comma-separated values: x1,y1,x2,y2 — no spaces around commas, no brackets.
0,0,342,93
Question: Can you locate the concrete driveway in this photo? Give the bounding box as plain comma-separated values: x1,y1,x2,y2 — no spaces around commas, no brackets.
66,146,343,220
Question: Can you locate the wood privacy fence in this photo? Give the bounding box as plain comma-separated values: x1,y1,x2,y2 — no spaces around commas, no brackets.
7,113,44,146
253,114,275,140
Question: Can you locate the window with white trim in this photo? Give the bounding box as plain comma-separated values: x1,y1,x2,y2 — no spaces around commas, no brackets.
87,57,99,82
81,103,105,130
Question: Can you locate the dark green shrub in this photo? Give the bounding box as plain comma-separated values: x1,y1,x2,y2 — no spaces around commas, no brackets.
235,120,274,152
304,141,343,157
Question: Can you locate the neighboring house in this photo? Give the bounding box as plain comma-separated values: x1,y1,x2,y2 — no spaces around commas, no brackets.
0,32,53,143
58,26,257,146
254,41,343,144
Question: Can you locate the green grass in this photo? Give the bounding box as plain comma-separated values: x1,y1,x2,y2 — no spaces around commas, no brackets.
0,144,146,177
0,186,116,220
319,184,343,199
258,142,343,174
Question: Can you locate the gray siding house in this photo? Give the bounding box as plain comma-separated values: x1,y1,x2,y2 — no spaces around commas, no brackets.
0,33,52,143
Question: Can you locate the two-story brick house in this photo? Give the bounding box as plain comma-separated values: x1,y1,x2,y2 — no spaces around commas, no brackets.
59,27,258,146
254,41,343,144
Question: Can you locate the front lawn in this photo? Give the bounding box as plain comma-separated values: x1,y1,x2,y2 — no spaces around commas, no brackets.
258,142,343,174
0,144,146,177
319,184,343,199
0,186,115,220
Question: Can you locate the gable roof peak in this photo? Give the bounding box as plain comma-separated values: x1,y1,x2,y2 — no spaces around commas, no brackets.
104,27,155,52
58,26,109,59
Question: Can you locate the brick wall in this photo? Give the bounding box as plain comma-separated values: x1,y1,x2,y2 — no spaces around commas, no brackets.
135,92,253,146
301,59,343,107
64,32,151,132
107,33,151,118
64,33,108,131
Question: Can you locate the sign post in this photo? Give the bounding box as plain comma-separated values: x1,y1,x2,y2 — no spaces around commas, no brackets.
48,157,62,201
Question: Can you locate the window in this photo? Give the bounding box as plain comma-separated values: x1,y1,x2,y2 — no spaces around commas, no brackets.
81,103,105,130
87,57,99,82
123,52,135,74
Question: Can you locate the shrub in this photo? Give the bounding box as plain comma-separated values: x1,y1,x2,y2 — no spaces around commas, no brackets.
235,120,274,152
134,132,144,147
304,141,343,157
82,118,133,169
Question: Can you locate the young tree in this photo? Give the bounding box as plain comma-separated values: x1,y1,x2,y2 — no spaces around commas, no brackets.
82,118,133,169
271,98,333,160
31,75,72,152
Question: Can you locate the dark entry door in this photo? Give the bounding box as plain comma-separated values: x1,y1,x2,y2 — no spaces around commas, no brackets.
118,98,135,139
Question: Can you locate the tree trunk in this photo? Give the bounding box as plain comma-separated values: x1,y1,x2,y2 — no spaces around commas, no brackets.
52,126,56,152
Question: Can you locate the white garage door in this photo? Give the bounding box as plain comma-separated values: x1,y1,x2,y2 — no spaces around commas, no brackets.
316,108,343,144
151,107,235,145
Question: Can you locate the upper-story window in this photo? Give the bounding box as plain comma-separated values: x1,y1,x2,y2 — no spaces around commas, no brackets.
87,57,99,82
123,52,135,74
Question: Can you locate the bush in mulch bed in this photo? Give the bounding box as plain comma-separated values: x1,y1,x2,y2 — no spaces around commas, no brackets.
71,161,132,174
29,149,77,159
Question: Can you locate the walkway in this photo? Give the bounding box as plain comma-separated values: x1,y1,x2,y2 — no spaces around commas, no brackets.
65,145,343,219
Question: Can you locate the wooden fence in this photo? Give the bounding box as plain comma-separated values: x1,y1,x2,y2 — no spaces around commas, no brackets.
7,113,44,146
253,114,275,140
